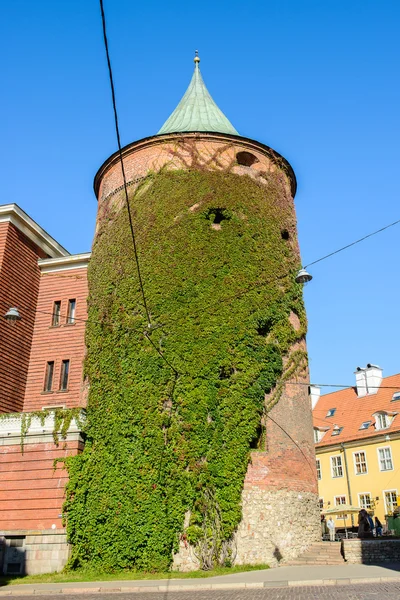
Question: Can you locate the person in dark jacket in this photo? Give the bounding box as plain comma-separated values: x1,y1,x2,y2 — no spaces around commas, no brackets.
358,509,370,538
375,516,383,536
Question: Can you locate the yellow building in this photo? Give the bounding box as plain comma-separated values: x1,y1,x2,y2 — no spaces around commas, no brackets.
313,365,400,527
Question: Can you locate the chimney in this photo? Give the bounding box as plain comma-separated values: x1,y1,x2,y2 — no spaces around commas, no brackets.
310,385,321,409
355,364,383,397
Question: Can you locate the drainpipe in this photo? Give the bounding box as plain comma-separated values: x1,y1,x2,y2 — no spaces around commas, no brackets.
341,442,354,527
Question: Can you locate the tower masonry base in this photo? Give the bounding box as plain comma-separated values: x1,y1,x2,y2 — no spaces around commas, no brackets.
234,488,320,566
173,488,320,571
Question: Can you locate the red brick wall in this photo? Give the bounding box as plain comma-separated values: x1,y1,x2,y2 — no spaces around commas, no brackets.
23,267,88,412
0,438,83,530
0,222,46,413
245,380,318,495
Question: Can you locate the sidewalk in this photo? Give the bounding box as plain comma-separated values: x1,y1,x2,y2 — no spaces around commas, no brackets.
1,563,400,595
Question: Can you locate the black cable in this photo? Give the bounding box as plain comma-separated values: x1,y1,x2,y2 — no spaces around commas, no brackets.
265,413,317,480
99,0,151,327
304,217,400,269
285,381,400,390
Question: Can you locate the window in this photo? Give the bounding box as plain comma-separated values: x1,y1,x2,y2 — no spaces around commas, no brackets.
59,360,70,391
316,459,321,480
359,493,372,510
236,151,258,167
67,299,76,324
384,490,397,514
354,451,368,474
376,412,389,430
378,446,393,471
331,425,343,436
314,428,319,443
391,392,400,402
359,421,371,430
319,498,324,510
331,455,343,478
44,361,54,392
335,495,346,505
51,301,61,326
334,495,347,518
326,408,336,417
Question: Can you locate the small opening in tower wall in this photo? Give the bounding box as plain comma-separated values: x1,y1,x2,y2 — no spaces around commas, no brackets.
281,229,290,240
250,423,265,449
204,208,232,226
236,151,258,167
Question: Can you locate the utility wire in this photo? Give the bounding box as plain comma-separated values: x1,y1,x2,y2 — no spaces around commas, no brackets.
285,381,400,390
265,413,317,480
304,217,400,269
99,0,151,327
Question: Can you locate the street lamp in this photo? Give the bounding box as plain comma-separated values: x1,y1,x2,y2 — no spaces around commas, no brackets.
4,307,21,324
295,268,313,284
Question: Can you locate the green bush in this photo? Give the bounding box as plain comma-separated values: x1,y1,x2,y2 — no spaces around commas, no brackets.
64,168,306,571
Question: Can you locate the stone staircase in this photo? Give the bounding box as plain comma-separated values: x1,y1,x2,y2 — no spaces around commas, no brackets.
282,541,346,566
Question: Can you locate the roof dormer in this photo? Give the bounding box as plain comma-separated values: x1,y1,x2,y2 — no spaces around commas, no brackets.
373,410,397,431
313,426,329,443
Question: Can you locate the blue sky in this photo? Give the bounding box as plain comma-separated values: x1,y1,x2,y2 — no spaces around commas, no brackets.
2,0,399,388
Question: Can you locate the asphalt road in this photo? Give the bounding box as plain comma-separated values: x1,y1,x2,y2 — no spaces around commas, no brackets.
8,582,400,600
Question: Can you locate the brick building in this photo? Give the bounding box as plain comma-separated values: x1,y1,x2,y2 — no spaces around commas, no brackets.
0,55,319,574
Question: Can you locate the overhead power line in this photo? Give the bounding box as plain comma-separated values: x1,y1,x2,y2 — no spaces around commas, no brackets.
99,0,151,328
286,381,400,390
304,217,400,269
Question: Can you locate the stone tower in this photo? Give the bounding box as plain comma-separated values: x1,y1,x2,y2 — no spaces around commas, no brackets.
66,54,320,571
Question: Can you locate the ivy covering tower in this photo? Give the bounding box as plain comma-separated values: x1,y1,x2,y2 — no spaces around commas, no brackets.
64,54,320,572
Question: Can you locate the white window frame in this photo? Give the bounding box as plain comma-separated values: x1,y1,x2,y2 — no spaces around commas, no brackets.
331,454,343,478
378,446,394,471
353,450,368,475
383,489,398,514
358,492,372,510
375,412,390,430
316,459,321,480
334,495,346,505
334,495,347,518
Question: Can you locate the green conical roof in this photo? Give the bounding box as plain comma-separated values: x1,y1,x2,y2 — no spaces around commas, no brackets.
158,53,239,136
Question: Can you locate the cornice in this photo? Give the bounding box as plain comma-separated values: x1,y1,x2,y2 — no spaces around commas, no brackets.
315,429,400,454
38,252,91,273
93,132,297,199
0,204,69,258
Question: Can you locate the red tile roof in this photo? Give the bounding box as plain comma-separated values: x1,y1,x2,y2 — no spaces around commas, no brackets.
313,373,400,448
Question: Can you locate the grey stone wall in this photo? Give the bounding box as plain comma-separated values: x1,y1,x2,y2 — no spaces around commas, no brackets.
0,530,69,575
173,489,321,571
343,539,400,564
235,489,320,566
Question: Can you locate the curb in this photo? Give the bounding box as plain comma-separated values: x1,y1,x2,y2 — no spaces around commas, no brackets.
1,576,400,595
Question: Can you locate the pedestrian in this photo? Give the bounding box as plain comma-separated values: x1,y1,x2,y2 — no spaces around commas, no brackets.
327,516,336,542
358,509,370,538
367,513,375,536
375,516,383,536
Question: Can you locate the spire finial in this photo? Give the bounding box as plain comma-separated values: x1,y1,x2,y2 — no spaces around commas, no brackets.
194,50,200,64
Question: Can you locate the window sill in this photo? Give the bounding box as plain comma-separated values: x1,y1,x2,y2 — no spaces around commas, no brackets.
56,390,69,394
49,325,61,329
41,391,54,395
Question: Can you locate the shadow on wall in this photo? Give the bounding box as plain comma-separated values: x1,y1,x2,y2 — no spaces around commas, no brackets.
273,546,283,564
0,536,26,583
